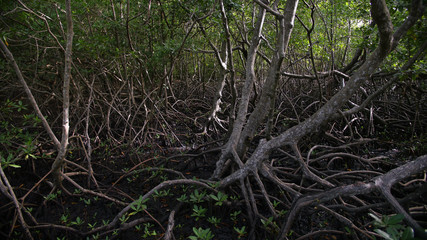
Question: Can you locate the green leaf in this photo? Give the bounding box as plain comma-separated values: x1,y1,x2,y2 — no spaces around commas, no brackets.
387,214,404,225
386,226,399,239
209,194,218,201
401,227,413,240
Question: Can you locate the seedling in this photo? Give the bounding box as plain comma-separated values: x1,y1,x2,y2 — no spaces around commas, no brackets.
71,216,84,226
88,222,97,230
127,173,140,183
261,216,280,234
80,197,91,205
234,226,247,239
60,214,69,225
130,196,148,214
191,205,207,221
189,227,214,240
209,191,228,206
1,154,20,169
160,174,168,181
177,194,188,202
230,195,239,201
153,189,171,199
278,209,288,217
207,216,221,227
190,189,206,203
208,182,220,188
90,233,100,240
119,213,130,224
44,190,61,201
230,210,241,222
181,185,190,192
142,223,157,237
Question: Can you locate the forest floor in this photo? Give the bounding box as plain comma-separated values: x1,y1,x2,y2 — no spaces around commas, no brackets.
1,119,426,240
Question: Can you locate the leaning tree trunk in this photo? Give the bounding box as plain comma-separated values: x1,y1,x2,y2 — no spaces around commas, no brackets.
213,0,425,237
213,0,300,179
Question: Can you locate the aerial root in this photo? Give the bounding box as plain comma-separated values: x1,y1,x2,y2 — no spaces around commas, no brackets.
252,169,277,217
164,202,182,240
317,204,374,239
291,144,335,188
277,154,427,240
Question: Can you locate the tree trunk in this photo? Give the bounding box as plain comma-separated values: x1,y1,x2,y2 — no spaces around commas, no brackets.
237,0,299,157
212,5,266,179
51,0,74,187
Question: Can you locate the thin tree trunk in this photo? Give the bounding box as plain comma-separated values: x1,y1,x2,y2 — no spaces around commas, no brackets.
204,41,228,133
51,0,73,187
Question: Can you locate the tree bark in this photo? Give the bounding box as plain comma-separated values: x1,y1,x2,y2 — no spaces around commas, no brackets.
236,0,299,157
51,0,74,187
212,5,266,179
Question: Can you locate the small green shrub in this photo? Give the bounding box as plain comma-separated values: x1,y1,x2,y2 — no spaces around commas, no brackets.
189,227,214,240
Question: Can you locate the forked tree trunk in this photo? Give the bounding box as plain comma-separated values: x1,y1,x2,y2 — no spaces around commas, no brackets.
212,5,266,179
236,0,299,157
217,0,424,187
212,0,299,179
209,2,426,238
212,1,425,232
